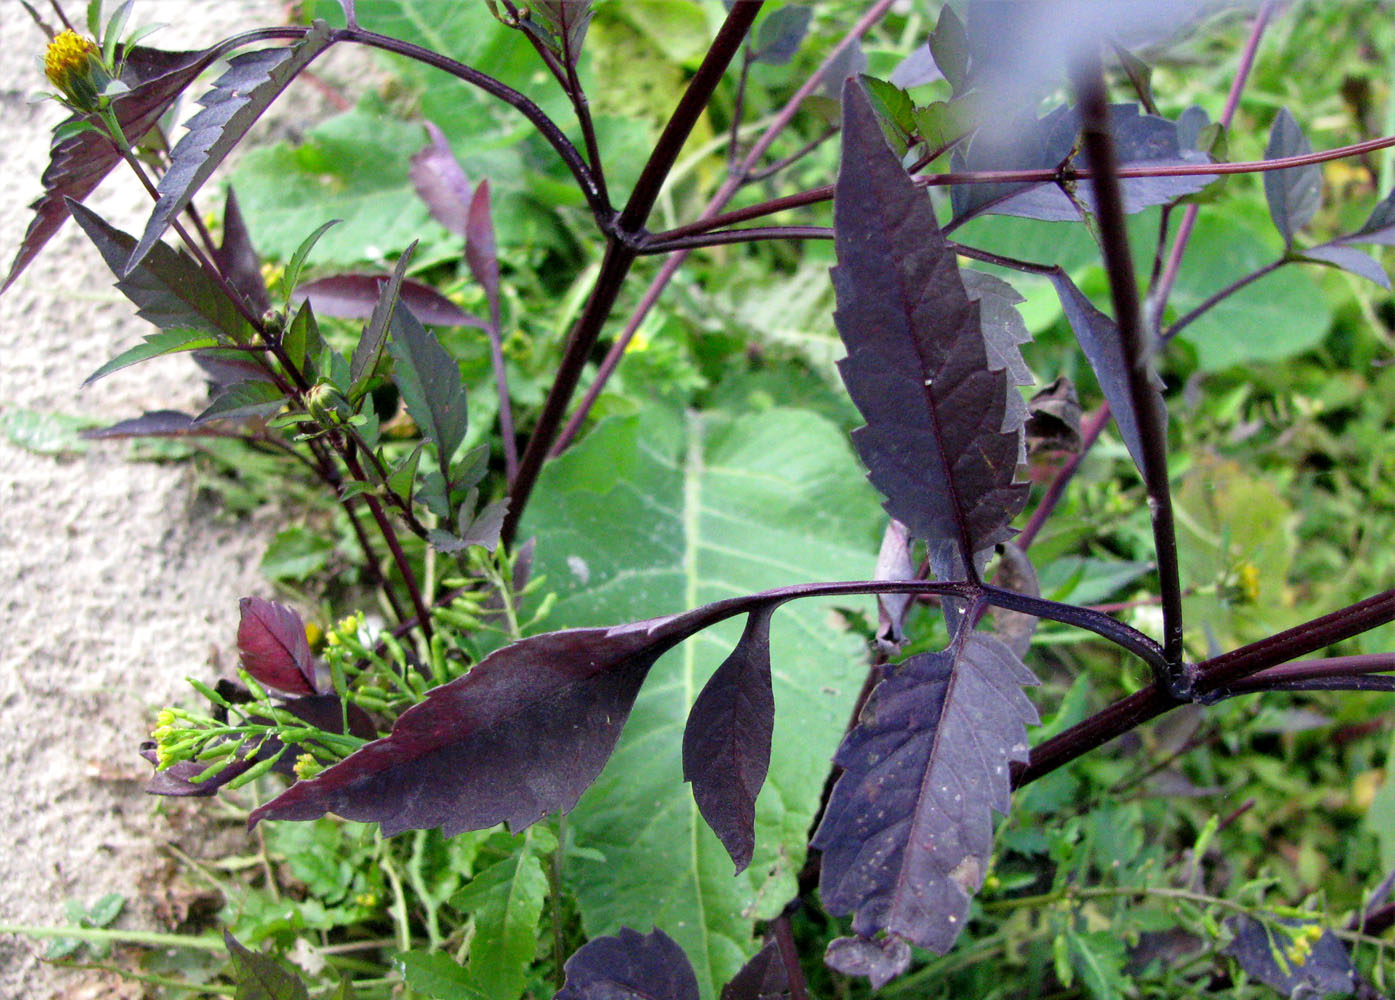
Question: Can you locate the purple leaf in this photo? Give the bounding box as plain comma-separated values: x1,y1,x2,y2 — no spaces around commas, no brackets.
126,23,335,273
681,607,776,873
1299,245,1390,289
410,121,472,237
1263,108,1321,246
295,274,486,329
951,104,1214,223
1342,186,1395,246
531,1,595,63
465,180,501,322
80,410,231,441
720,939,789,1000
193,349,278,389
224,931,310,1000
1223,916,1355,997
813,632,1039,957
556,927,698,1000
1047,269,1163,480
213,188,271,315
752,6,811,66
67,200,253,351
389,305,468,486
823,935,911,990
141,742,255,797
4,44,220,292
248,613,707,836
350,242,416,387
237,597,316,697
833,79,1028,596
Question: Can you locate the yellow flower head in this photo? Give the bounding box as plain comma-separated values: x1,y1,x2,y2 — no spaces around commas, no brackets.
44,30,98,90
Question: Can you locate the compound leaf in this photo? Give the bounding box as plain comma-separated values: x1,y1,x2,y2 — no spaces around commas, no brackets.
833,79,1027,593
127,22,335,273
68,200,253,352
249,612,705,836
813,632,1039,959
1263,108,1320,246
451,828,552,1000
682,606,777,874
5,44,220,292
388,305,468,484
237,597,316,697
557,927,699,1000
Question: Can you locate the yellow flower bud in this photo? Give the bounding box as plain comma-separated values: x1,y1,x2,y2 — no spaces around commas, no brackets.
43,30,107,111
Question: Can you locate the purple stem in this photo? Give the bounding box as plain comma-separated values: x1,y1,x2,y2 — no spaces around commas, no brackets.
1151,2,1276,330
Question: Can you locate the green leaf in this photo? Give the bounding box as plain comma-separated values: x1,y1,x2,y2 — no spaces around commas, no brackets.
282,300,326,377
260,526,336,581
195,381,286,424
282,221,341,304
1067,930,1134,1000
224,931,310,1000
87,893,125,928
1166,209,1330,370
387,307,467,486
67,201,252,348
395,951,488,1000
0,409,96,455
387,444,425,505
450,827,552,1000
520,408,882,1000
127,22,337,272
85,330,222,386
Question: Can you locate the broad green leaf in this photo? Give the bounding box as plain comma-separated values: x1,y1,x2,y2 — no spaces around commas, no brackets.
85,331,221,386
451,828,553,1000
68,201,252,349
387,308,467,485
1166,209,1330,371
260,526,336,581
0,409,96,455
127,22,336,272
520,408,882,1000
395,951,488,1000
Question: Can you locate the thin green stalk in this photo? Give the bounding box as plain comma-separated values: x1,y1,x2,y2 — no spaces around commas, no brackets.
0,925,226,950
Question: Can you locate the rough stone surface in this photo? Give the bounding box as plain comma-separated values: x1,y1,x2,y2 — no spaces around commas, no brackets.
0,4,320,996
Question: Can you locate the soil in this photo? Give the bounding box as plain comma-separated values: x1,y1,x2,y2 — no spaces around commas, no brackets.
0,3,336,996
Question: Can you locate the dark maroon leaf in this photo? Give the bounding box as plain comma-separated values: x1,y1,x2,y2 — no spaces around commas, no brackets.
295,274,486,329
1263,108,1320,246
213,187,271,315
556,927,698,1000
127,23,335,273
681,606,776,873
237,597,316,697
248,612,710,836
532,1,594,63
1047,269,1162,480
193,349,278,389
465,181,501,322
1343,186,1395,246
351,243,416,388
1223,916,1355,997
721,939,789,1000
410,121,472,237
141,741,255,797
81,410,225,440
951,104,1213,223
988,542,1039,659
1298,245,1390,289
67,200,253,345
833,79,1028,594
224,931,311,1000
752,6,811,66
389,305,469,486
813,632,1039,956
874,519,915,649
823,935,911,990
4,44,221,292
1025,376,1082,455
